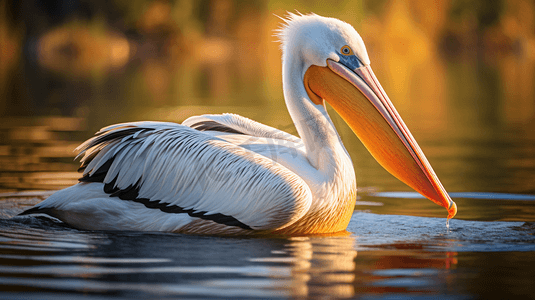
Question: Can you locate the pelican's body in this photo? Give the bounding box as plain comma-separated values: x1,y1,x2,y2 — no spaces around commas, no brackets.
20,14,456,235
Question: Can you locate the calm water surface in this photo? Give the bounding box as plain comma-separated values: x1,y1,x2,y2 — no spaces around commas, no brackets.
0,122,534,298
0,205,534,299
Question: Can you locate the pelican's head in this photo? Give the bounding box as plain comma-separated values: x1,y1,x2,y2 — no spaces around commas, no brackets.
278,13,370,73
278,13,457,219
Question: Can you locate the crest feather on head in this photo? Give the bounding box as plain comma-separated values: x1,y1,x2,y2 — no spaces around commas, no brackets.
273,12,370,65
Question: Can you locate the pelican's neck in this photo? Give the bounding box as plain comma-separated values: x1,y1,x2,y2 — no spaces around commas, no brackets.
282,52,348,172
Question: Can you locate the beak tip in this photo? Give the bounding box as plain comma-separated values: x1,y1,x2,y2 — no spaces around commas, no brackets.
447,201,457,219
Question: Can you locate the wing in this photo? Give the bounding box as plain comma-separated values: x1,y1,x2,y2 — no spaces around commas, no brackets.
182,113,302,144
76,121,312,231
182,114,315,185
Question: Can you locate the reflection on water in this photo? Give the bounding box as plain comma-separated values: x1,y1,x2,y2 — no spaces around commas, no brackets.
358,192,535,222
249,236,358,298
0,210,533,299
0,117,83,192
0,215,358,298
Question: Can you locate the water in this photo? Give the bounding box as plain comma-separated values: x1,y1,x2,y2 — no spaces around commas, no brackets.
0,207,533,299
1,75,535,300
2,4,535,298
1,121,534,298
1,81,535,298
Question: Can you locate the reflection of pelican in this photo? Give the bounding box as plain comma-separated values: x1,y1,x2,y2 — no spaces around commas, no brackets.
249,236,358,297
20,13,457,235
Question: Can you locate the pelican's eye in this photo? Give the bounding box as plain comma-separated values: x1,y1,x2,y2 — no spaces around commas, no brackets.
340,45,353,56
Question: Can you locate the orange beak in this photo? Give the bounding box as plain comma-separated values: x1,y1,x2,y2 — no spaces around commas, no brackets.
304,60,457,219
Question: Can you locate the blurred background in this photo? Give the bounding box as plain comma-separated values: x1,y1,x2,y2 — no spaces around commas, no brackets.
0,0,534,205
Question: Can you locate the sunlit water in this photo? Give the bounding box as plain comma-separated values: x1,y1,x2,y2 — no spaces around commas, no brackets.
2,89,535,298
1,89,535,299
0,191,533,299
1,130,535,300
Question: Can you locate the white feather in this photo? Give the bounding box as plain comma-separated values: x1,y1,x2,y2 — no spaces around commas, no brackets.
79,122,313,230
22,14,361,235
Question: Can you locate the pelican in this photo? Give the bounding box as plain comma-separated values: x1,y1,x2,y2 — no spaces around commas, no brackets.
20,13,457,235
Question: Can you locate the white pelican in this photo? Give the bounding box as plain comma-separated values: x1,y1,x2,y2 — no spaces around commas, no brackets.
20,13,457,235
